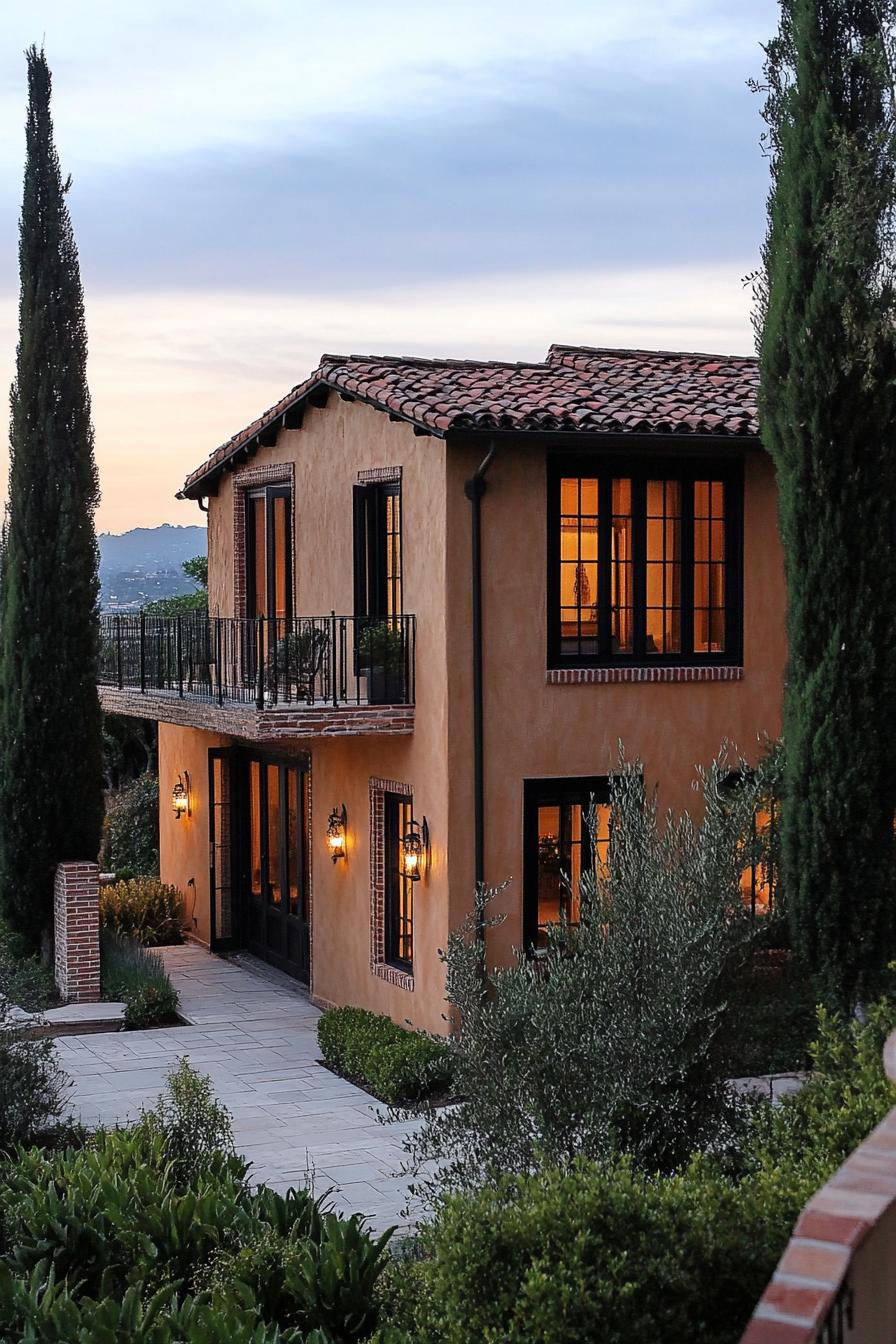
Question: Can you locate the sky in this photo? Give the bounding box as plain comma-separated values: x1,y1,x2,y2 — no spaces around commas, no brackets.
0,0,778,533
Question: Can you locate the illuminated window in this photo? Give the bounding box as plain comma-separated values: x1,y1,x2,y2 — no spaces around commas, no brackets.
524,777,611,951
549,460,741,665
384,792,413,969
740,801,778,917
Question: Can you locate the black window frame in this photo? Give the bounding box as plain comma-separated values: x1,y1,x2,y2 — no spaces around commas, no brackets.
245,484,293,622
353,479,402,624
522,775,610,953
383,790,413,971
546,455,743,668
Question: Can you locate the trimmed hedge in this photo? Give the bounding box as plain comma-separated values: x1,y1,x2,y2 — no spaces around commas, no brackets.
99,878,183,946
317,1007,452,1105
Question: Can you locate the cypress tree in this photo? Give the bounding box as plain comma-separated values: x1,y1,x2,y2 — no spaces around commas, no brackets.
0,47,104,948
757,3,896,1010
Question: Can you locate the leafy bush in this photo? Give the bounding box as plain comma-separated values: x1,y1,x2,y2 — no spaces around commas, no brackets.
206,1213,391,1340
0,1061,395,1341
403,751,764,1199
0,917,55,1010
318,1006,452,1105
99,878,183,946
140,1056,234,1183
382,996,896,1344
0,1263,301,1342
101,772,160,878
100,931,179,1028
0,996,68,1155
357,622,406,673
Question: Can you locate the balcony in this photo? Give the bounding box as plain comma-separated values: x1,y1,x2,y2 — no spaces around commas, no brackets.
98,613,416,740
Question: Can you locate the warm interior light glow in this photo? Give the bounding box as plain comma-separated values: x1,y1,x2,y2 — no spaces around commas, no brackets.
326,805,347,862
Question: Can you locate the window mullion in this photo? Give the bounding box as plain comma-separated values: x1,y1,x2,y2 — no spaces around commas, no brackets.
681,476,696,657
632,475,647,660
598,474,612,659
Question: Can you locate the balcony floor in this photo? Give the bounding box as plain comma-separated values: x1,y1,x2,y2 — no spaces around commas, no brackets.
99,684,414,740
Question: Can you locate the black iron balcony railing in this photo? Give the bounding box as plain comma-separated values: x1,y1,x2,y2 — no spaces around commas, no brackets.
98,612,416,709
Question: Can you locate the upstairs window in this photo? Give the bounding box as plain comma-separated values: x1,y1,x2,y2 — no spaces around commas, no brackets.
353,480,402,622
548,458,742,666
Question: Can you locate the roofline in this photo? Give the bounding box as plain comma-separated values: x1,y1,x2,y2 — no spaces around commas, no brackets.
178,345,761,499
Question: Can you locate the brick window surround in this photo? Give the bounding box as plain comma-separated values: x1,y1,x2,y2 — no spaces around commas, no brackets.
54,862,100,1003
232,463,296,619
357,465,402,486
369,775,414,991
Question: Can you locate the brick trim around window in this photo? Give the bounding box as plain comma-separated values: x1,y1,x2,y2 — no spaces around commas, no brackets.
369,775,414,991
547,665,744,685
357,465,402,485
232,463,296,619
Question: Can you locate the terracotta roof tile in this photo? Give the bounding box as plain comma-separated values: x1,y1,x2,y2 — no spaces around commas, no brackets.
180,344,759,496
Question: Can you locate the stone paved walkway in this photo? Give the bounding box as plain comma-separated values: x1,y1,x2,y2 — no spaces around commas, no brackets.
55,945,419,1230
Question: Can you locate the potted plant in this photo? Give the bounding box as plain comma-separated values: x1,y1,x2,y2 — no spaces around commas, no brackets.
268,625,329,703
358,621,406,704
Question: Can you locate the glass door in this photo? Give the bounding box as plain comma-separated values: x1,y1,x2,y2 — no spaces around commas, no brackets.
245,754,309,981
522,777,611,952
245,487,292,691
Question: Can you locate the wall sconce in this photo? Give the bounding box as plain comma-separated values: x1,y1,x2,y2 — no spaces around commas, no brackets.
326,804,347,862
402,815,429,882
172,772,191,820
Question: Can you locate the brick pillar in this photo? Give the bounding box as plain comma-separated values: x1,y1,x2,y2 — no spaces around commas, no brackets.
54,862,100,1003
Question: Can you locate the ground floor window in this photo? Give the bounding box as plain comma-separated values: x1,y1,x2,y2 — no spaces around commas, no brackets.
384,791,413,970
523,776,610,951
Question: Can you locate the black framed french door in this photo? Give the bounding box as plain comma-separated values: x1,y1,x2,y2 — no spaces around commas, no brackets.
522,776,610,953
243,753,309,982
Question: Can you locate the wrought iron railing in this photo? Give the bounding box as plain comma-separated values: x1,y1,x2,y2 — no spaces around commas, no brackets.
98,612,416,709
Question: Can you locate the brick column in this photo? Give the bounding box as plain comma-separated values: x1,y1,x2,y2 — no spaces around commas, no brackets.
54,862,100,1003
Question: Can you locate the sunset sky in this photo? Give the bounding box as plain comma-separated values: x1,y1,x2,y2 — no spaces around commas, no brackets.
0,0,777,533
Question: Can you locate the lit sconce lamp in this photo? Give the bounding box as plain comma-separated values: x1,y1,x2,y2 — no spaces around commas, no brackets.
172,772,191,820
326,804,347,863
402,815,429,882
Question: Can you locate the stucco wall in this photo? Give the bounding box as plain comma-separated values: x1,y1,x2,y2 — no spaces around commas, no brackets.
158,722,229,946
180,406,786,1032
445,440,787,968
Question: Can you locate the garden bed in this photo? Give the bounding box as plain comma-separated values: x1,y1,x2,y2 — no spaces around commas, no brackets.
317,1005,454,1107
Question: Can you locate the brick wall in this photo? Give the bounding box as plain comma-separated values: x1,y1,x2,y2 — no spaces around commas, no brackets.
53,862,100,1003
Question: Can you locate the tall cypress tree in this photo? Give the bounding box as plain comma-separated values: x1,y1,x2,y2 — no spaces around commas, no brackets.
758,2,896,1010
0,47,104,949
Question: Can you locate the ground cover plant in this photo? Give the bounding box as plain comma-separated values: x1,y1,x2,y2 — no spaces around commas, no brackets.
318,1007,453,1105
99,877,183,946
100,930,180,1029
0,1060,397,1343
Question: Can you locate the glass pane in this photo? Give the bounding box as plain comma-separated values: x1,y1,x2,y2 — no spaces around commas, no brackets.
272,495,288,621
287,770,300,917
693,480,725,655
611,479,632,655
385,491,402,619
249,762,262,898
557,477,599,657
252,497,266,616
536,804,562,945
267,765,282,905
645,479,682,655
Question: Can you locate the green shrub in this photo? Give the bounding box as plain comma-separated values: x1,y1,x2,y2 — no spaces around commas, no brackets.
318,1006,452,1105
206,1212,391,1340
383,996,896,1344
101,773,160,878
140,1056,234,1184
0,996,68,1155
0,916,55,1010
403,751,766,1200
384,1155,807,1344
0,1263,301,1342
99,877,183,946
100,930,179,1028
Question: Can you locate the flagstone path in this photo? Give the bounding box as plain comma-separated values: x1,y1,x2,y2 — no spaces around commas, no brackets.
54,945,420,1230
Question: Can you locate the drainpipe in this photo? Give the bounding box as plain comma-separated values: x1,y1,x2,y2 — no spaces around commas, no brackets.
196,497,209,514
464,440,498,941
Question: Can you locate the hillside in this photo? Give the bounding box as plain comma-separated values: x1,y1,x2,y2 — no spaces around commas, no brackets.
99,524,207,612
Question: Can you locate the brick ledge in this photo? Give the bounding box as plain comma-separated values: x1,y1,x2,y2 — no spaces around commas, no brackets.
548,665,744,685
373,962,415,992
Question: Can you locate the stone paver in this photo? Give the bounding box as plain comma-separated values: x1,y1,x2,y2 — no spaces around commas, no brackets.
55,945,419,1229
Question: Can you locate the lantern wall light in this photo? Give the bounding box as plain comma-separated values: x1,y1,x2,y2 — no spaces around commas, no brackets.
172,772,191,820
327,804,347,862
402,815,429,882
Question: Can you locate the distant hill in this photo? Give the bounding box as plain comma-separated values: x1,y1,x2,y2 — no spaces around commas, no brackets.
99,524,207,612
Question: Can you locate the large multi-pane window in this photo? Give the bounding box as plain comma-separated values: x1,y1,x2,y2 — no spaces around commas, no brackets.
549,459,741,665
523,777,611,952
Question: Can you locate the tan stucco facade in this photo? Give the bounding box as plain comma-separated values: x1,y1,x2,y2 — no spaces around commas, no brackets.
156,395,785,1033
